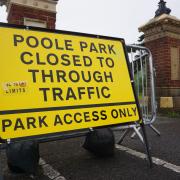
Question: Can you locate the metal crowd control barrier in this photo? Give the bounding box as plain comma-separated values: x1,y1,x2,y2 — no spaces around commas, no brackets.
114,44,160,145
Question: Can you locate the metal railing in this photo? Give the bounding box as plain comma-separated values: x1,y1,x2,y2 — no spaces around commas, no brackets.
114,44,160,144
127,44,157,125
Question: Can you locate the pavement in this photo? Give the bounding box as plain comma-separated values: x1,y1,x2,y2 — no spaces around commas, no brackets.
0,116,180,180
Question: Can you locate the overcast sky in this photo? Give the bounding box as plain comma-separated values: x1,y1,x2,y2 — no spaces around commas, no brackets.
0,0,180,44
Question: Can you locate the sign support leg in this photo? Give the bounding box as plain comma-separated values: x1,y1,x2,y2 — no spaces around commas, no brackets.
140,123,153,168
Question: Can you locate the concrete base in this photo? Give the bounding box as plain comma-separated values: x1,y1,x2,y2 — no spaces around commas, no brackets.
155,87,180,111
160,97,173,108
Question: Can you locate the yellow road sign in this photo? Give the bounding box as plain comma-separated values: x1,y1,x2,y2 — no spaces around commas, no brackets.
0,23,140,141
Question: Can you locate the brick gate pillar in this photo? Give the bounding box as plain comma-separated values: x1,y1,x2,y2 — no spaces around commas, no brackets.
0,0,58,29
139,6,180,111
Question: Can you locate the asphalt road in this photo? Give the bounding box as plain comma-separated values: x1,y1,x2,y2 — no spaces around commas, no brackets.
1,116,180,180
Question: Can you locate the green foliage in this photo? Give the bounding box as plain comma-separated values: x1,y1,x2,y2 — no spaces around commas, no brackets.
166,111,180,118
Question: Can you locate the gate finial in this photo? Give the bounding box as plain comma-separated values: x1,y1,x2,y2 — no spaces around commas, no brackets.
155,0,171,17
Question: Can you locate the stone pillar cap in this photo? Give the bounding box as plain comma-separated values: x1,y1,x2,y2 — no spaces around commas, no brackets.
139,14,180,32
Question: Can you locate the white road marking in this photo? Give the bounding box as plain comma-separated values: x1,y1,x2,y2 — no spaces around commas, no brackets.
116,144,180,174
39,158,66,180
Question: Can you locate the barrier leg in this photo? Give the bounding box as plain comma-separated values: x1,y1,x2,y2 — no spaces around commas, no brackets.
141,123,153,168
149,124,161,136
130,127,141,139
132,127,144,144
117,129,130,145
131,124,161,138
